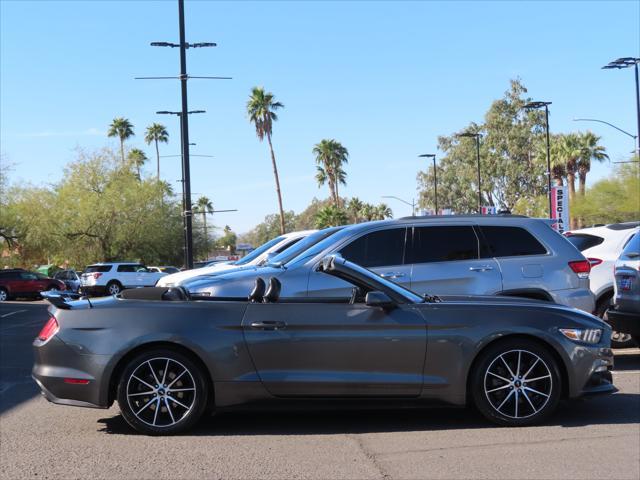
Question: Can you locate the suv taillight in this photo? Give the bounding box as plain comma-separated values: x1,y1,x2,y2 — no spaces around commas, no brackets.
588,257,603,268
92,273,102,280
38,316,59,343
568,260,591,279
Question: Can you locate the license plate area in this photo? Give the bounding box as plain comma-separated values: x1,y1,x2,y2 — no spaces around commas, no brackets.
619,277,633,291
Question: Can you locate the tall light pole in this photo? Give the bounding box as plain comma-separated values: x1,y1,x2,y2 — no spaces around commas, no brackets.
157,109,205,268
382,196,415,216
603,57,640,156
573,118,638,152
523,101,553,218
458,132,482,213
418,154,437,214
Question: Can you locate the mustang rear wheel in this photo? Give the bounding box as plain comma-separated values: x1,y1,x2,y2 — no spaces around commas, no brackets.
471,339,561,426
117,349,209,435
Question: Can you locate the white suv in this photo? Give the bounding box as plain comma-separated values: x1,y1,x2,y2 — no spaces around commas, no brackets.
566,222,639,347
80,262,168,296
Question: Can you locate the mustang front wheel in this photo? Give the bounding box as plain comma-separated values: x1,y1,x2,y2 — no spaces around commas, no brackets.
471,339,561,426
117,349,209,435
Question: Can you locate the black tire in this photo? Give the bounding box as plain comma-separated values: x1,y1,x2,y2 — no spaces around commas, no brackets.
106,281,122,296
117,348,209,435
0,288,8,302
601,303,636,349
470,338,562,427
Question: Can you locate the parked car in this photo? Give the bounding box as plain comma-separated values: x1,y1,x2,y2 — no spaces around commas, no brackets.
148,266,181,275
607,232,640,345
565,222,639,347
79,262,168,296
53,270,82,293
33,254,614,435
0,269,65,301
156,230,316,287
187,215,595,313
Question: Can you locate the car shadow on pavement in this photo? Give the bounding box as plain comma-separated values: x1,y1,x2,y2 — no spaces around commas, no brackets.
612,351,640,371
97,391,640,436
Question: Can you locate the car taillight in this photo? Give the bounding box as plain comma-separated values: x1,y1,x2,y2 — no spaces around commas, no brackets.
92,273,102,279
568,260,591,279
588,258,603,268
37,316,59,343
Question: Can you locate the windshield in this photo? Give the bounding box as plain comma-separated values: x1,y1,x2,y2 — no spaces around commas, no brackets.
233,236,285,266
267,227,345,267
278,226,354,268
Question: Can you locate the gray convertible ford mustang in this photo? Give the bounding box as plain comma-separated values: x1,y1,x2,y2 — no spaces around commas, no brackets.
33,255,615,435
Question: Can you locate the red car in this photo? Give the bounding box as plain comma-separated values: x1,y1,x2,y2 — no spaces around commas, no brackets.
0,269,66,302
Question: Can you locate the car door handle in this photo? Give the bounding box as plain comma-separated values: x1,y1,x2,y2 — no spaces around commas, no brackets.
380,272,406,279
469,265,494,272
250,321,287,331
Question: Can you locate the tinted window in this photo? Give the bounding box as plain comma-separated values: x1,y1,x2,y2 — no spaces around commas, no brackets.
85,265,112,273
235,236,286,266
161,267,180,274
270,227,343,267
20,272,38,280
0,271,20,280
480,226,547,257
409,226,479,263
565,233,604,252
621,233,639,257
117,264,138,273
339,228,406,268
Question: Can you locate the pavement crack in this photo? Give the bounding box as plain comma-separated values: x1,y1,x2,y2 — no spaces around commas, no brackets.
350,434,392,480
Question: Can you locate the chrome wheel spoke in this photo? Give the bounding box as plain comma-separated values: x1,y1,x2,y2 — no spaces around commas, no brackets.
500,354,516,378
496,389,515,413
152,398,160,425
168,387,195,393
522,358,539,380
514,390,519,418
148,361,161,386
523,386,549,398
132,375,154,390
164,397,176,424
167,369,187,388
168,396,190,410
522,388,538,414
516,351,522,378
128,390,155,397
487,384,511,394
526,375,551,383
136,397,156,415
488,371,510,383
161,359,170,385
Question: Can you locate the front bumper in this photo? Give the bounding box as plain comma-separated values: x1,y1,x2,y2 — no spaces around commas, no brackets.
571,345,616,398
606,308,640,335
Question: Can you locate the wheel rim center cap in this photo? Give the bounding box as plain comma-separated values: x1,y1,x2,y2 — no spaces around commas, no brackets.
514,380,521,388
158,389,165,396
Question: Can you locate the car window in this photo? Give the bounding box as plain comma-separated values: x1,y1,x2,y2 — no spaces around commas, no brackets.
269,227,343,267
20,272,38,280
161,267,180,274
136,266,149,272
54,272,65,280
85,265,112,273
408,226,479,263
0,271,20,280
479,226,547,257
621,233,639,257
339,228,407,268
117,264,138,273
273,236,303,254
235,236,286,266
564,233,605,252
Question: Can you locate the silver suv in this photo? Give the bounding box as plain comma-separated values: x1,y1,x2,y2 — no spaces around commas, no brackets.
607,232,640,345
186,215,595,312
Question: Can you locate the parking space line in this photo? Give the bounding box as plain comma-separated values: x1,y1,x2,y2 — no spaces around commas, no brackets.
0,310,27,318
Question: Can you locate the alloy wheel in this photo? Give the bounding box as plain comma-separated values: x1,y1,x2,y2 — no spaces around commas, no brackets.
126,357,197,428
108,283,121,295
0,289,7,302
483,349,553,420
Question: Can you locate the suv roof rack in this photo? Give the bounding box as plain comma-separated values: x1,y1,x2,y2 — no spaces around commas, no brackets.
398,214,529,220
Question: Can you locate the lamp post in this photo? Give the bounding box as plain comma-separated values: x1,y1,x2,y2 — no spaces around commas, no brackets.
382,196,415,216
573,118,638,153
602,57,640,156
157,109,205,268
458,132,482,213
523,101,553,218
418,154,437,214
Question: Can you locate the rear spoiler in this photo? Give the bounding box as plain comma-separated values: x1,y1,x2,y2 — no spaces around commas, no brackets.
40,291,92,310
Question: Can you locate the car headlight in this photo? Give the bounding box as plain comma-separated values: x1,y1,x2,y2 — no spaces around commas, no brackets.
559,328,602,344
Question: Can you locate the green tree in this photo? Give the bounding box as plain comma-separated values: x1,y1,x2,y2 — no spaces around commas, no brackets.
193,196,214,258
313,139,349,206
127,148,148,179
346,197,365,223
247,87,286,234
144,123,169,179
239,211,297,248
315,205,348,229
576,131,609,196
107,117,134,164
217,225,238,254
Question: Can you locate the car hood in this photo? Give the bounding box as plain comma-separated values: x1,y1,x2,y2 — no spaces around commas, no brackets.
156,262,255,286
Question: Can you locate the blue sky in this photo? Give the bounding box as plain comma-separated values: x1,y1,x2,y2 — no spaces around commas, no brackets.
1,0,638,234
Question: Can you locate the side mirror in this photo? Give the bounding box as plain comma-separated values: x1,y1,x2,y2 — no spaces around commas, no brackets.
365,291,395,309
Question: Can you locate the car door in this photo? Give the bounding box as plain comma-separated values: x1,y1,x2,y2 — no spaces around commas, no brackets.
18,272,39,294
134,265,155,286
116,264,138,288
408,225,502,296
306,227,411,297
242,301,427,397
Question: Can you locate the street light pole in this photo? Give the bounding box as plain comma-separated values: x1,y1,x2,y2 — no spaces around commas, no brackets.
382,196,415,216
458,132,482,213
523,101,553,218
603,57,640,156
418,154,437,214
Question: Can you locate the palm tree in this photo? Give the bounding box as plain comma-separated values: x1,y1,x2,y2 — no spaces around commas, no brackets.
557,134,581,202
107,117,134,164
194,196,213,257
247,87,286,234
374,203,393,220
144,123,169,179
315,205,348,229
347,197,365,223
127,148,148,179
576,131,608,196
313,139,349,206
359,203,376,222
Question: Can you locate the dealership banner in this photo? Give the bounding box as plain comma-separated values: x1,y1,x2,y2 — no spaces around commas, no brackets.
481,206,497,215
551,186,570,233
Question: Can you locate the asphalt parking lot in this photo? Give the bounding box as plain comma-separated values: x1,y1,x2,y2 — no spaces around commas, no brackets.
1,301,638,480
